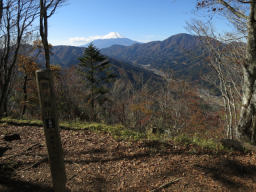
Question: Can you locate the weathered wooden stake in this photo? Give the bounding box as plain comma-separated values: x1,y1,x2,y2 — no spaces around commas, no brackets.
36,69,66,192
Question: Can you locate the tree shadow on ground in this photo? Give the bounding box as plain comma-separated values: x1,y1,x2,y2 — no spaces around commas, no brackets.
194,158,256,191
0,176,53,192
64,140,225,165
139,140,226,156
65,148,107,156
89,175,108,192
0,162,54,192
65,151,152,164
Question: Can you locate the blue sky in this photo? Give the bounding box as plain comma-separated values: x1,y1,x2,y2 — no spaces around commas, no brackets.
48,0,232,46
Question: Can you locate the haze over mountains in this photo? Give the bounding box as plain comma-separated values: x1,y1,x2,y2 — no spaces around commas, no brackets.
101,33,209,81
49,33,211,83
80,32,139,49
32,32,237,96
51,33,205,68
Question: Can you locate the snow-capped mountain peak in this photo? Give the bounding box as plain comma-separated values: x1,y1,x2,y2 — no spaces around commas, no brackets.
79,32,139,49
102,32,123,39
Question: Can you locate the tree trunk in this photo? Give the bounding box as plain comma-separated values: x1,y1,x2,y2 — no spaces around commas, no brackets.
0,93,8,117
0,77,10,117
39,0,50,69
91,85,96,122
38,1,67,190
237,2,256,143
22,75,28,116
0,0,3,26
0,99,5,117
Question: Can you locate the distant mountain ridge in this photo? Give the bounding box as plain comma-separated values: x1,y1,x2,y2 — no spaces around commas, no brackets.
81,38,139,49
101,33,211,81
48,33,212,79
80,32,139,49
35,33,236,94
48,33,206,70
50,45,84,68
33,44,165,90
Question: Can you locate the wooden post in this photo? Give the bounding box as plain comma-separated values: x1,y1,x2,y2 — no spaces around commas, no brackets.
36,69,66,192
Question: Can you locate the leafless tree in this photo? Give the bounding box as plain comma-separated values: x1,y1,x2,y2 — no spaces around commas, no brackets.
187,20,244,139
0,0,3,26
196,0,256,143
38,2,67,191
0,0,39,117
39,0,65,69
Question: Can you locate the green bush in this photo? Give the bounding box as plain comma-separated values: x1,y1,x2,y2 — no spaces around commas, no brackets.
174,134,224,151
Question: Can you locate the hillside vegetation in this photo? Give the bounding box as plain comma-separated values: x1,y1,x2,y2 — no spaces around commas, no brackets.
1,0,255,191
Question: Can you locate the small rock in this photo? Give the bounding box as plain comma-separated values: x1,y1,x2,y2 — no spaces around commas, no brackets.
3,134,21,142
220,139,244,152
0,146,11,156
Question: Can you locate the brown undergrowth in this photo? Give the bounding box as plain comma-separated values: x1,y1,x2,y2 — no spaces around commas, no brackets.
1,122,256,192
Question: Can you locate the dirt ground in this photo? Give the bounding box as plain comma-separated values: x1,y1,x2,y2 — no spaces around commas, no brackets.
1,124,256,192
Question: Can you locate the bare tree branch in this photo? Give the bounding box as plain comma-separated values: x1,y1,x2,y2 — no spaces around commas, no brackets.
218,0,248,19
0,0,39,117
237,0,252,4
39,0,64,69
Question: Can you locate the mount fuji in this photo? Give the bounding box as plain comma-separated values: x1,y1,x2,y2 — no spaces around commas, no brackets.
80,32,140,49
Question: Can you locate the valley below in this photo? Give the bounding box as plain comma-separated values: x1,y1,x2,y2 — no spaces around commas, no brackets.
0,0,252,191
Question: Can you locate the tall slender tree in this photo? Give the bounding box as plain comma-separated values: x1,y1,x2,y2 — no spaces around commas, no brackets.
0,0,3,26
38,1,67,192
197,0,256,143
79,43,116,121
40,0,63,69
0,0,39,117
187,20,244,139
17,55,39,116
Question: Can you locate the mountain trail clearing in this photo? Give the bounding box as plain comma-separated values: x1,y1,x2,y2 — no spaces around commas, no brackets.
1,124,256,192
